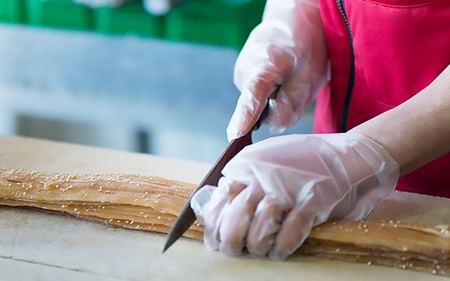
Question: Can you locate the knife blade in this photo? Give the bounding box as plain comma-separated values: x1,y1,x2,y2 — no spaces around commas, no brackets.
162,132,253,253
162,86,279,253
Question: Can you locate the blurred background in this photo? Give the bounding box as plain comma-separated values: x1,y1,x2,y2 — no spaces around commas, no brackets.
0,0,314,165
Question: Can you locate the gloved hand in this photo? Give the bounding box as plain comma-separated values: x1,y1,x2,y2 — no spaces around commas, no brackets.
228,0,329,141
191,133,399,260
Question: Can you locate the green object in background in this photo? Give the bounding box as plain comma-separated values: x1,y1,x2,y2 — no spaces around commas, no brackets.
26,0,94,30
165,0,265,49
95,0,163,37
1,0,266,49
0,0,26,23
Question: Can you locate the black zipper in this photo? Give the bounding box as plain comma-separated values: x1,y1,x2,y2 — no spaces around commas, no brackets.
336,0,355,132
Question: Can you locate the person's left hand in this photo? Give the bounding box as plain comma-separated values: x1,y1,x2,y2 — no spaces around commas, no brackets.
191,133,399,260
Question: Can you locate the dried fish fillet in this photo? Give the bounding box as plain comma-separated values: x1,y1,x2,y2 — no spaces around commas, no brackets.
0,167,449,276
0,167,203,239
302,220,450,276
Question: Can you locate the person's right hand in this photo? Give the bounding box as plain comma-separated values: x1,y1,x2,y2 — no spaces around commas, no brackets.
228,0,329,141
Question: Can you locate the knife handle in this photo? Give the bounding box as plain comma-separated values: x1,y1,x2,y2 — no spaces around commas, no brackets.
253,85,281,131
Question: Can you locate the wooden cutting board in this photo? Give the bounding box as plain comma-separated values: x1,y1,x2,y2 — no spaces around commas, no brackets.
0,135,446,281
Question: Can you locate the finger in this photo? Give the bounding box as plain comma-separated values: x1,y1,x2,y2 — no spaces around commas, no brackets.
228,61,285,141
191,185,216,225
268,207,316,261
246,194,286,257
218,182,265,256
201,178,247,251
266,89,293,134
227,89,264,140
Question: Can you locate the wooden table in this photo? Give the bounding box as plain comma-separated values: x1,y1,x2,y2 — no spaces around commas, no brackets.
0,136,446,280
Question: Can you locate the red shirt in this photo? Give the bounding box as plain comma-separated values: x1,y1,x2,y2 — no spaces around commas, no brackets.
314,0,450,197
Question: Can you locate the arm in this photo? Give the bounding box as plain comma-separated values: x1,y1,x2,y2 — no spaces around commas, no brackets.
191,66,450,261
350,65,450,176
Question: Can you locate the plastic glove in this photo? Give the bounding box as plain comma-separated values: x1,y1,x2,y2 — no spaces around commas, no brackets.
228,0,330,141
74,0,128,8
191,133,399,260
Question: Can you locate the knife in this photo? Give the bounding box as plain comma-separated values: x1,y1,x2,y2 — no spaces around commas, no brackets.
162,87,279,253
